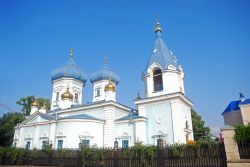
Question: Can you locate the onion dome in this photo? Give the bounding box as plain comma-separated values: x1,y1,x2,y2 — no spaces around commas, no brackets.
31,99,39,107
51,48,87,83
61,88,73,100
90,54,119,84
104,79,116,92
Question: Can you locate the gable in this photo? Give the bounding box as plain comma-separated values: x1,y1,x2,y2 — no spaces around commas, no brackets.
26,115,50,124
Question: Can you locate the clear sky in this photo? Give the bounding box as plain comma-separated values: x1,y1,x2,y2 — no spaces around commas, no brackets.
0,0,249,130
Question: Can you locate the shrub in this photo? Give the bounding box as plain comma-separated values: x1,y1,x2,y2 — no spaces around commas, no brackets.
234,124,250,144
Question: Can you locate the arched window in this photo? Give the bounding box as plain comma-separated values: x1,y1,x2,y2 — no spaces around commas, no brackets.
56,92,59,101
75,93,78,102
153,69,163,92
185,121,189,129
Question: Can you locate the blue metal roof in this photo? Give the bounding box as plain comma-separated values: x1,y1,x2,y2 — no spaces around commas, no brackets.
222,93,250,115
116,112,145,121
240,98,250,105
222,100,241,115
58,114,103,121
90,65,119,84
39,112,55,120
51,54,87,83
144,28,177,73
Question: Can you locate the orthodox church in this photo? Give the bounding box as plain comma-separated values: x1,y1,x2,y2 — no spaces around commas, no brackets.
13,19,194,150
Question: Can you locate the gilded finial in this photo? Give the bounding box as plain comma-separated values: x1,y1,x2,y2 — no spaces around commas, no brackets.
155,15,162,33
104,53,108,65
70,47,74,58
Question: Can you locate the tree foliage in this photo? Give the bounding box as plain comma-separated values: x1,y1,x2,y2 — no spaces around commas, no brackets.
191,109,211,142
16,96,51,115
234,124,250,143
0,112,24,147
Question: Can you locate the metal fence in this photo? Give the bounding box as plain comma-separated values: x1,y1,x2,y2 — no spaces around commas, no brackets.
0,143,227,167
238,143,250,159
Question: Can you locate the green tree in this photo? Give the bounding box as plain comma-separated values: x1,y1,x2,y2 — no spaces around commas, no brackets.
16,96,51,115
234,124,250,143
191,109,211,142
0,112,24,146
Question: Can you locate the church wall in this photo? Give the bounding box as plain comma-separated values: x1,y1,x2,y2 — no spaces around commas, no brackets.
115,122,135,147
135,120,147,144
171,99,193,143
115,109,129,120
37,124,51,149
145,101,174,145
13,128,20,147
56,121,104,148
86,109,105,119
162,71,180,94
22,126,36,149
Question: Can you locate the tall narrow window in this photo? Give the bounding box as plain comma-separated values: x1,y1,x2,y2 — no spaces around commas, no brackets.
96,89,101,97
57,140,63,150
42,141,47,149
56,92,59,101
153,69,163,91
185,121,189,129
75,93,78,102
26,141,31,150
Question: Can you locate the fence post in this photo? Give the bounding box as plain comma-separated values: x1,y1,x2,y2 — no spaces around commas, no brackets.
221,125,240,160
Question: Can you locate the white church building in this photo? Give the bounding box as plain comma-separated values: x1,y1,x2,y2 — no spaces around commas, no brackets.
13,20,194,150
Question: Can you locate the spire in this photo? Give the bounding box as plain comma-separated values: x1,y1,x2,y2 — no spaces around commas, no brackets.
70,47,74,58
104,53,108,66
135,91,141,100
155,16,162,37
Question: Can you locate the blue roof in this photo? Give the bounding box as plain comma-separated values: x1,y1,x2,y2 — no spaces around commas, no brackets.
222,100,241,114
240,98,250,105
116,112,146,121
37,112,55,120
222,93,250,115
58,113,102,121
51,53,87,83
144,26,177,73
90,65,119,84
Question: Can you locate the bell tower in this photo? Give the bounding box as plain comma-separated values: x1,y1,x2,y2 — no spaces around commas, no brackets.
142,18,185,98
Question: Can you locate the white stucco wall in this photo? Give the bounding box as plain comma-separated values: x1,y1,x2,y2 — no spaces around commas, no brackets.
56,120,104,148
115,122,135,147
144,100,174,145
171,99,193,143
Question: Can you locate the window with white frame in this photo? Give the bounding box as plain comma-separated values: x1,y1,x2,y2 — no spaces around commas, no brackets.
95,88,101,97
26,141,31,150
75,93,79,102
57,140,63,149
122,140,129,148
56,92,59,101
42,140,47,149
81,139,90,146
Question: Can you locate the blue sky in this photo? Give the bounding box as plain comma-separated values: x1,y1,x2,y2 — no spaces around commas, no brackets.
0,0,249,129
